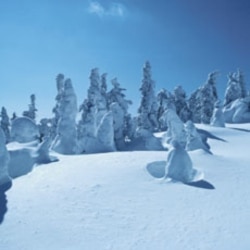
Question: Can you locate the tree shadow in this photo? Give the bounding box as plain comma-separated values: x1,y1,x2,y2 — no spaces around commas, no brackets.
146,161,166,178
146,161,215,190
184,180,215,190
0,181,12,224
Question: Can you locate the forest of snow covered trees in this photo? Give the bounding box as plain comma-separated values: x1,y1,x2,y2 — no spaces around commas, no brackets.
0,61,249,158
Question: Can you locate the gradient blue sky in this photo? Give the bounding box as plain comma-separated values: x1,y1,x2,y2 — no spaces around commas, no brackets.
1,0,250,119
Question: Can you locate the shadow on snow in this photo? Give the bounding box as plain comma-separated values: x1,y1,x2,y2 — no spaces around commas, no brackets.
146,161,215,190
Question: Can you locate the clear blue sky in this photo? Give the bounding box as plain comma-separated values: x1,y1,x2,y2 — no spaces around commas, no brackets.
1,0,250,119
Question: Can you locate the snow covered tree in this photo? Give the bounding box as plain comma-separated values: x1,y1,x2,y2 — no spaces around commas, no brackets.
78,68,100,151
108,78,132,149
38,118,51,140
52,78,78,154
0,127,11,186
137,61,159,132
157,88,175,130
78,68,112,153
0,107,10,143
51,74,65,139
210,100,225,127
237,69,247,98
11,112,17,121
100,73,108,104
200,72,218,124
185,120,211,153
23,94,37,121
162,108,187,148
224,72,241,106
165,140,201,183
173,85,191,122
188,88,201,123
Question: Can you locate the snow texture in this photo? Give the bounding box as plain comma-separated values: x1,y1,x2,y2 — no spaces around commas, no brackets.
10,117,39,143
1,124,250,249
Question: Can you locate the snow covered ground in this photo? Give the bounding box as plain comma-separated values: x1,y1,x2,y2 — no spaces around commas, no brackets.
1,124,250,250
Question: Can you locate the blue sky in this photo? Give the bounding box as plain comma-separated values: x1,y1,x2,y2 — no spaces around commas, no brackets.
0,0,250,119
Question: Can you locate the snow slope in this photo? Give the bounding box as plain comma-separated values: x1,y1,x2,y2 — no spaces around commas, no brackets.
1,124,250,250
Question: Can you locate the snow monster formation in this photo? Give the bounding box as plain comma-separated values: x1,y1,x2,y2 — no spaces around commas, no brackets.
164,140,202,183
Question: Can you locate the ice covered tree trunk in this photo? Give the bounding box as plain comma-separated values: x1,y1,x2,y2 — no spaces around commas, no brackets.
210,100,225,127
0,128,11,185
0,107,10,143
52,79,78,155
137,61,159,132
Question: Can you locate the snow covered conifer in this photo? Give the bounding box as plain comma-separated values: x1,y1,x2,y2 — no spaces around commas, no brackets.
108,78,132,149
210,100,225,127
173,85,191,122
224,72,241,106
11,112,17,121
237,69,247,98
162,108,186,148
157,88,175,130
23,94,37,121
0,107,10,143
78,68,110,153
137,61,159,132
96,111,116,152
200,72,218,124
51,74,65,139
0,127,11,185
52,78,78,154
188,89,201,123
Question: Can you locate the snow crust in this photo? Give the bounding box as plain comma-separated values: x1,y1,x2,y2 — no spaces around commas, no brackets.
1,124,250,249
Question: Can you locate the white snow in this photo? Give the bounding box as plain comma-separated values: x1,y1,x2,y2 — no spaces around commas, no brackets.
1,124,250,249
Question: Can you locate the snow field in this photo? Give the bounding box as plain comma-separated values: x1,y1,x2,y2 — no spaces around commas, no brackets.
1,125,250,249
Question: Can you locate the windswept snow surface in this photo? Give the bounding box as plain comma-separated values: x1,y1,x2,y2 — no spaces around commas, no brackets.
1,124,250,249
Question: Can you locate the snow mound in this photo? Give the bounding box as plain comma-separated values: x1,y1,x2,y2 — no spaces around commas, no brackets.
223,97,250,123
11,117,39,143
7,142,36,178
